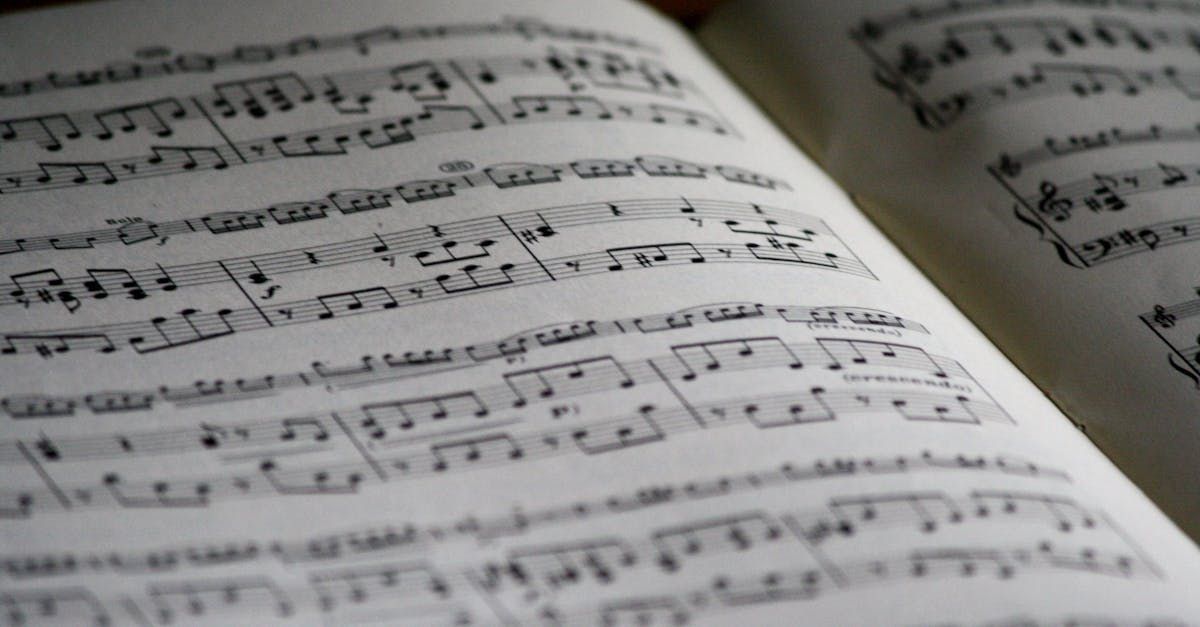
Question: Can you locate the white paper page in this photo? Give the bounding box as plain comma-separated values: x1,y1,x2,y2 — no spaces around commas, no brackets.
702,0,1200,542
1,1,1197,624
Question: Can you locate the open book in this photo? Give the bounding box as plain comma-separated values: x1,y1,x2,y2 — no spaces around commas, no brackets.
1,0,1198,623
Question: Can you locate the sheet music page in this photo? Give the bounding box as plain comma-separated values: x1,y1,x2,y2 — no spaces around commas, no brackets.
701,0,1200,542
1,0,1197,623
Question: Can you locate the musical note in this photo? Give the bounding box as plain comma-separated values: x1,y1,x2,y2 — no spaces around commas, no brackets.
259,459,366,495
429,434,523,471
127,308,236,353
361,391,489,434
652,512,784,571
146,577,293,624
0,113,81,150
94,97,189,139
102,471,213,508
0,589,110,626
316,287,398,319
309,562,452,613
504,356,635,407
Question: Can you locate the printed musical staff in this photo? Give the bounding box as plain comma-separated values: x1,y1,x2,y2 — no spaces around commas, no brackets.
853,0,1200,129
994,123,1195,172
0,47,730,196
3,391,1004,513
985,123,1200,266
0,482,1147,623
885,17,1200,86
1,302,927,418
1138,294,1200,387
0,101,728,195
0,17,655,99
2,52,695,152
0,449,1063,569
702,545,1149,608
0,330,995,465
0,155,787,258
0,320,1008,516
876,61,1200,130
1,198,872,357
853,0,1200,42
1071,217,1200,264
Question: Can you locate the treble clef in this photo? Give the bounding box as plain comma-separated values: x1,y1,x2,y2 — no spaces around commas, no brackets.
995,153,1021,178
1037,181,1073,222
1153,304,1176,328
